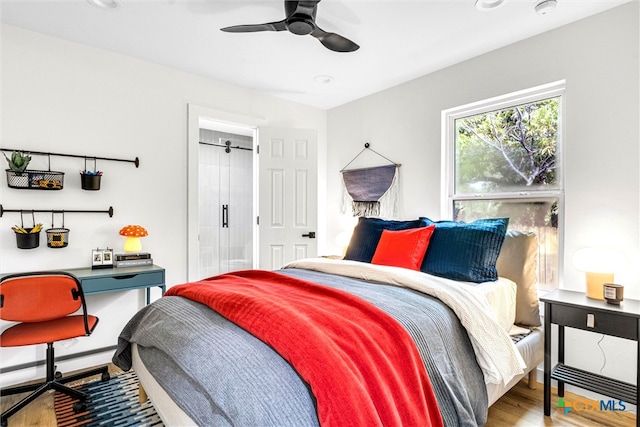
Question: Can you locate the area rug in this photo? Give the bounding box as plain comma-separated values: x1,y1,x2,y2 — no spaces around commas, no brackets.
54,370,163,427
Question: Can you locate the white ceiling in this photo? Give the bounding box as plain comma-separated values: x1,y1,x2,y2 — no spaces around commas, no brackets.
0,0,631,109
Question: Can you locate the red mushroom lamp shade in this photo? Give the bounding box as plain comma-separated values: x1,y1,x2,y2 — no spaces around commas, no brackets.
119,225,148,253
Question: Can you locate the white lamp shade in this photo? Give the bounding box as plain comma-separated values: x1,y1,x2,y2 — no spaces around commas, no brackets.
572,247,627,273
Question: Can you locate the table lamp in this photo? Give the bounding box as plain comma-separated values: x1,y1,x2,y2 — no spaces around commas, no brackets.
572,247,626,300
119,225,148,253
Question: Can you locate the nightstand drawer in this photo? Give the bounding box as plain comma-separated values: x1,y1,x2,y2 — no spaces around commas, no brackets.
550,304,638,340
81,271,164,294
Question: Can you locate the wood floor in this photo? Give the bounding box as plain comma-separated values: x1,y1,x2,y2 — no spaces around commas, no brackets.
1,366,636,426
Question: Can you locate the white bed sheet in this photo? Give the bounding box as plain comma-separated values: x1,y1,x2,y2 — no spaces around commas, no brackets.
456,277,517,332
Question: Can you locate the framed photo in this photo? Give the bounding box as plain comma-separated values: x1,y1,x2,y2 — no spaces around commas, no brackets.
102,248,114,266
92,248,114,269
92,250,103,266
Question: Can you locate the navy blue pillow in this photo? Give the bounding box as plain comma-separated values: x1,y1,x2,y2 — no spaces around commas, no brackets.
419,217,509,283
344,217,429,263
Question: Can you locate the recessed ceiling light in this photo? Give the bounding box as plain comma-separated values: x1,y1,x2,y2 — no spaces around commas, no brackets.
313,75,333,84
534,0,557,15
475,0,506,11
87,0,122,10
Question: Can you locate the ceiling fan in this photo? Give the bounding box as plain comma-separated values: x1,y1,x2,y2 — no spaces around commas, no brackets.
220,1,360,53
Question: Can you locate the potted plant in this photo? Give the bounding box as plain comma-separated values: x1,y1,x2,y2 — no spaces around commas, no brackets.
4,151,32,188
3,151,31,173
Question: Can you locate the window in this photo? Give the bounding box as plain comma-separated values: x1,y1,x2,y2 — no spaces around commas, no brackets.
443,81,564,290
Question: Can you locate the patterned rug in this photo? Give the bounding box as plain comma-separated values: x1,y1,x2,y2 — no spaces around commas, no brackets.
54,370,163,427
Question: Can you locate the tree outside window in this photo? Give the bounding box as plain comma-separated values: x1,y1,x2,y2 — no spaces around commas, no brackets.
445,83,564,289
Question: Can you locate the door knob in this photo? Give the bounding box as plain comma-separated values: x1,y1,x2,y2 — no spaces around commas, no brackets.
302,232,316,239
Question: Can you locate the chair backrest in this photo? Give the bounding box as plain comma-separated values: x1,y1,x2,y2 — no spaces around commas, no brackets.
0,272,86,323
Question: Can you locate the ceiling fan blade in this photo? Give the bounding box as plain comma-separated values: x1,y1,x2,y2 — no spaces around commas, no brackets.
311,27,359,52
221,20,287,33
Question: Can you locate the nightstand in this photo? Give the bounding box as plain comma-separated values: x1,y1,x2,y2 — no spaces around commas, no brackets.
541,289,639,426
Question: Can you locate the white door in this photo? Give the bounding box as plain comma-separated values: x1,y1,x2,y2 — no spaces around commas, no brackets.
259,128,318,270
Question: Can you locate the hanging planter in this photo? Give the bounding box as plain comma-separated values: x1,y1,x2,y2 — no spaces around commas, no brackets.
80,157,102,190
5,152,64,190
45,211,70,248
12,211,42,249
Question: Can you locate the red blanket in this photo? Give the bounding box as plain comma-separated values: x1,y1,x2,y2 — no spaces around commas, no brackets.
166,270,443,427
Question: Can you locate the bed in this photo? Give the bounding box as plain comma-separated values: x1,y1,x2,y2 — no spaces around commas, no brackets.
113,217,544,426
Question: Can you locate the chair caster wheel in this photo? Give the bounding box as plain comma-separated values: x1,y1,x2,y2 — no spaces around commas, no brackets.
73,401,87,413
101,372,110,382
55,371,62,380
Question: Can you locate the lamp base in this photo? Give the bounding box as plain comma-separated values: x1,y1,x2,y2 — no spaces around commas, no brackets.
585,272,613,300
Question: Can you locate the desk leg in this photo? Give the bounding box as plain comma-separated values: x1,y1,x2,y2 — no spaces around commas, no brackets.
558,324,565,397
145,285,166,305
544,302,551,416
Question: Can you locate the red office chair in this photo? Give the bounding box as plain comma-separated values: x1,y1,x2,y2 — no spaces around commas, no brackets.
0,272,110,427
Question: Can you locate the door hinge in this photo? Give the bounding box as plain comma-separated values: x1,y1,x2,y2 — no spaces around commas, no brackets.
256,216,259,225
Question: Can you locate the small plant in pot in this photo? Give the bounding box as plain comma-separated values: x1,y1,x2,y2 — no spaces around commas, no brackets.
3,151,31,173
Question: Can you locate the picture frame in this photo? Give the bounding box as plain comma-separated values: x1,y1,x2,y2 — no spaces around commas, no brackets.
92,249,103,266
102,248,113,266
92,248,114,269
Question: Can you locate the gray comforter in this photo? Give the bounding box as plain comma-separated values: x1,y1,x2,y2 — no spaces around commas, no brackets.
113,268,488,426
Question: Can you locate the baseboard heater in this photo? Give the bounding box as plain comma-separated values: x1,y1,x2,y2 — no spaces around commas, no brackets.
0,345,117,374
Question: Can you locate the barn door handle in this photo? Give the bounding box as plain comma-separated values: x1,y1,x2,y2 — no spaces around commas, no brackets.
302,232,316,239
222,204,229,228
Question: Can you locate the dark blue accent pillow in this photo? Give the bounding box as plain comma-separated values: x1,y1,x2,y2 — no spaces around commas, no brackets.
344,217,429,263
419,217,509,283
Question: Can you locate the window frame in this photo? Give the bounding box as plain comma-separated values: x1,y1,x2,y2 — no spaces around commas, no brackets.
441,80,566,289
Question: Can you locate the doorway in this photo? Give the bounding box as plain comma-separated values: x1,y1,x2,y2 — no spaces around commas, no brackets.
187,104,318,281
187,104,261,282
198,123,254,279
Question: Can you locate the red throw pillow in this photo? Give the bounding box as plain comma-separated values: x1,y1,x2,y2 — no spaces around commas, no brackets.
371,225,435,271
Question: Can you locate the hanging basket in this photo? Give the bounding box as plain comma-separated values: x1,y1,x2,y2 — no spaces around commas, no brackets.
6,153,65,189
14,211,42,249
80,157,102,190
45,212,69,248
6,169,64,190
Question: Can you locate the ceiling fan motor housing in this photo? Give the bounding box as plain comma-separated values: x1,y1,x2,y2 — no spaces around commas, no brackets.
287,17,315,35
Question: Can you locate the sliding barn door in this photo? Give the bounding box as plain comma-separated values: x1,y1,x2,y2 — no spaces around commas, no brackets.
258,128,318,270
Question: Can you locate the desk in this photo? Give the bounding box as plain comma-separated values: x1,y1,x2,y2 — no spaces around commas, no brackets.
541,289,639,426
1,264,165,305
68,264,165,304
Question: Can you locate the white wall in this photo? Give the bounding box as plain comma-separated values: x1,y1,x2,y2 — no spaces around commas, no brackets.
327,2,639,399
0,24,327,385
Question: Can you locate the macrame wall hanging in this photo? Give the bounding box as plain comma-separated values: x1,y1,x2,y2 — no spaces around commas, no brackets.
341,143,401,218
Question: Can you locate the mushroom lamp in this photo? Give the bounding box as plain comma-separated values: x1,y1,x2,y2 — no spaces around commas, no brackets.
119,225,148,253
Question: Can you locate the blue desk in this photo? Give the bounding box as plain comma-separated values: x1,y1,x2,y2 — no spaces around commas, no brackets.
69,264,165,304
